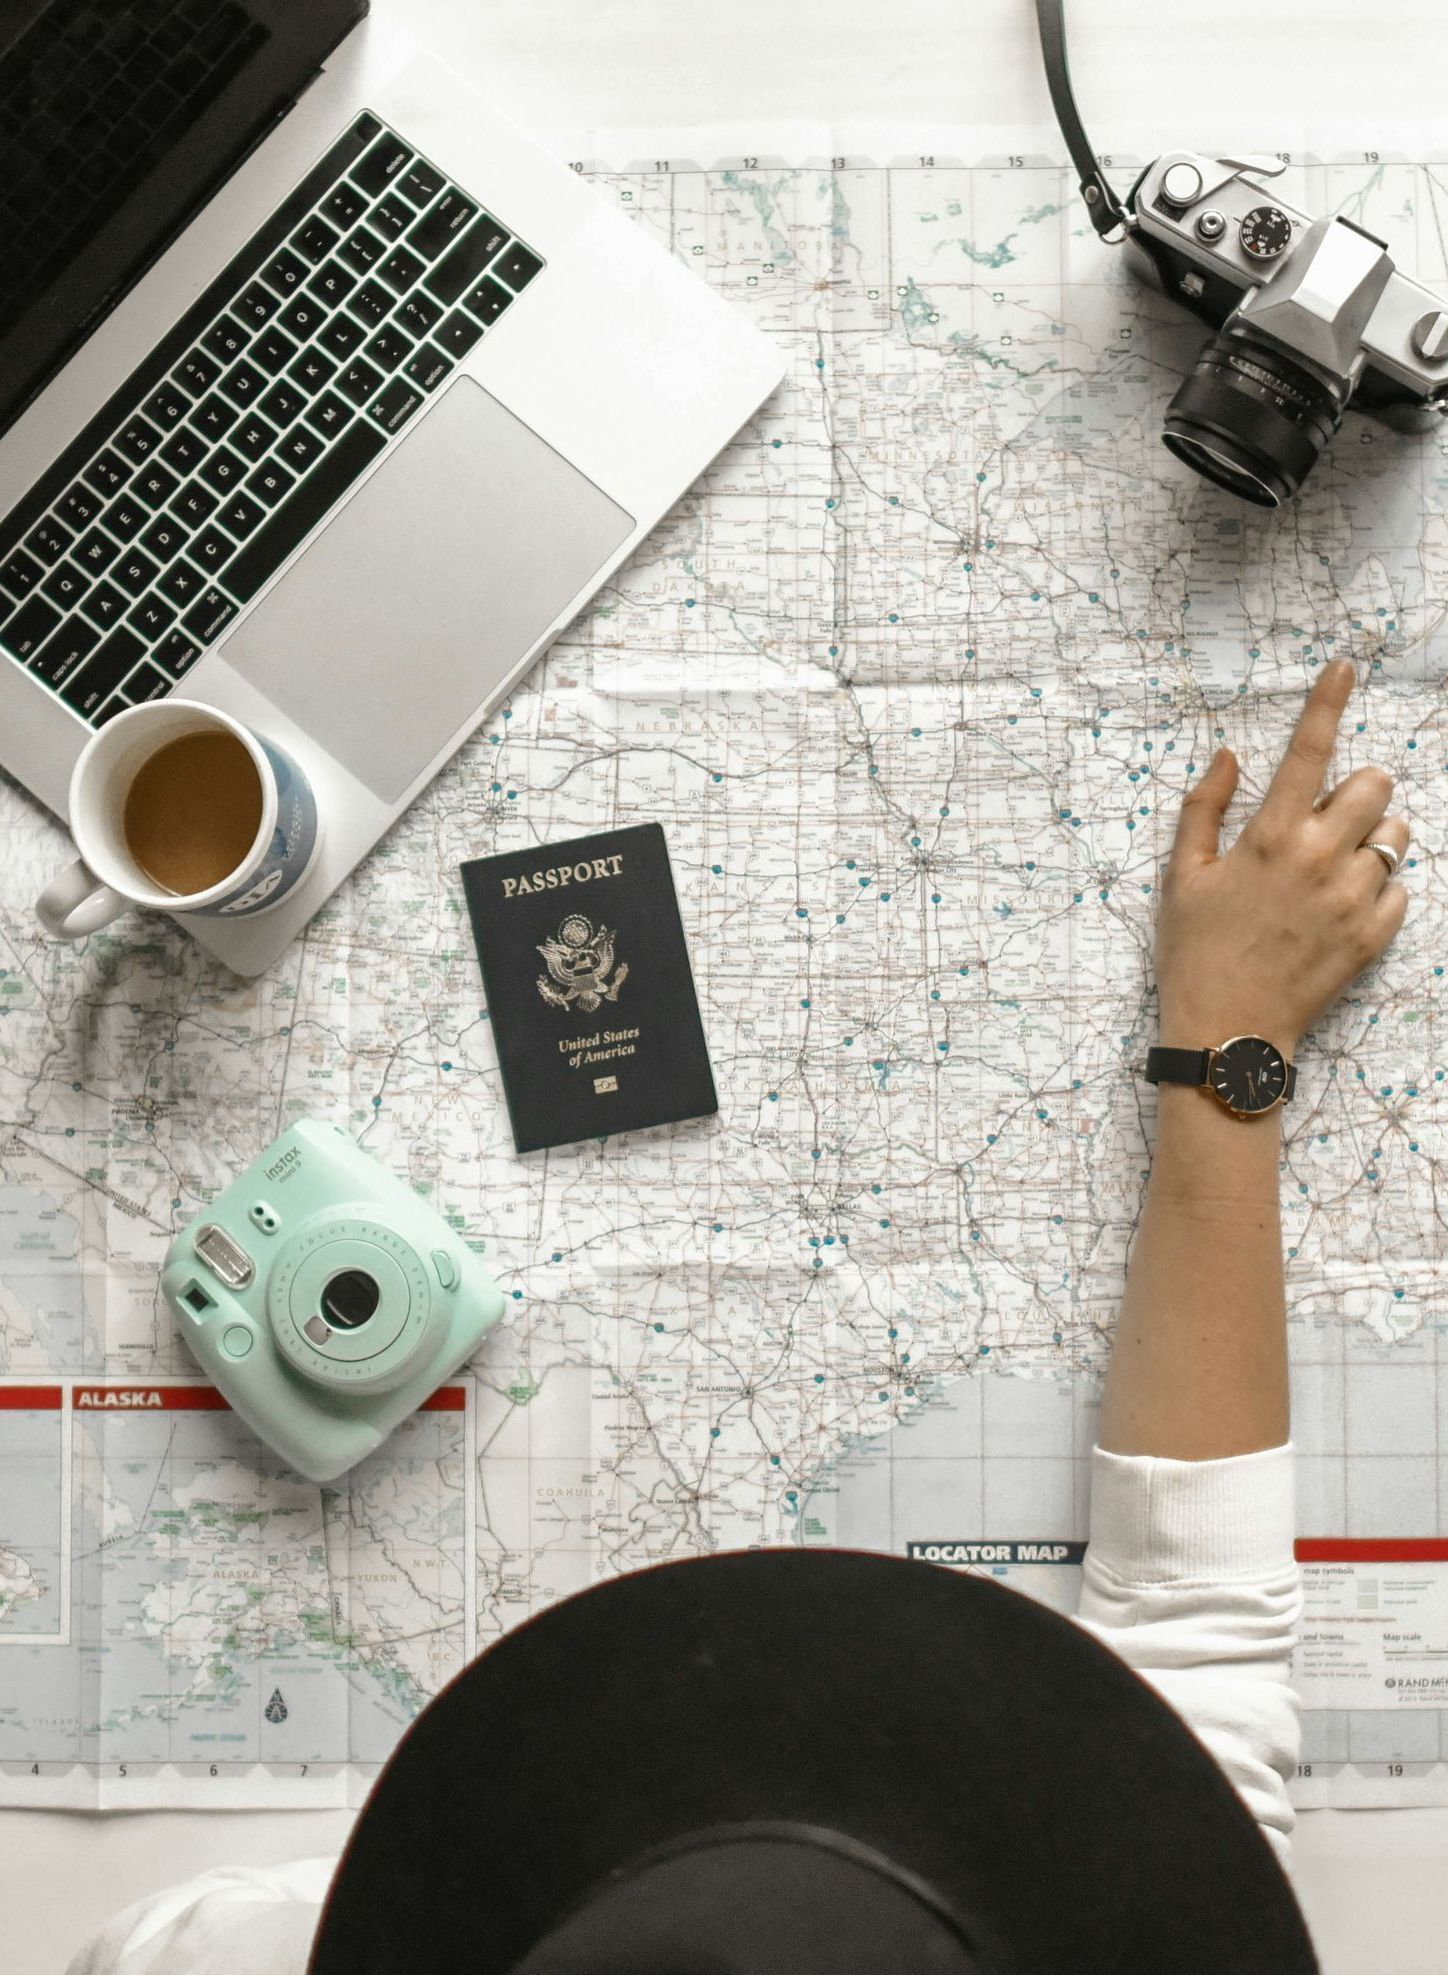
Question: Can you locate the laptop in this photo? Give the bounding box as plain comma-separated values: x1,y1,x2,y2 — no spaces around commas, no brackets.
0,0,784,975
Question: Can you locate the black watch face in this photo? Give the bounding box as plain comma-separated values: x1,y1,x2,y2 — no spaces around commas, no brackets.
1210,1036,1287,1114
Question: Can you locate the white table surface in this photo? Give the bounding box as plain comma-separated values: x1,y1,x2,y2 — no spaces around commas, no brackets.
6,3,1448,1970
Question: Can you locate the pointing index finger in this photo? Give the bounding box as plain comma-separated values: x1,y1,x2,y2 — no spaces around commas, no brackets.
1259,658,1356,821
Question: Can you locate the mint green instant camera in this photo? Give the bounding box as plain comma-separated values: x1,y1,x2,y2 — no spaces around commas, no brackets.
161,1118,505,1482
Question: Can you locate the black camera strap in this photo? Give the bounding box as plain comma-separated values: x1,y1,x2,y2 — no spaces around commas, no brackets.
1033,0,1130,240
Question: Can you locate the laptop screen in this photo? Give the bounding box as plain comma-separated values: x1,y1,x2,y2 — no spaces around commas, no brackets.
0,0,367,437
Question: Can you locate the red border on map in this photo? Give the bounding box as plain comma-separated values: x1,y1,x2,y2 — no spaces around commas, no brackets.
1296,1538,1448,1563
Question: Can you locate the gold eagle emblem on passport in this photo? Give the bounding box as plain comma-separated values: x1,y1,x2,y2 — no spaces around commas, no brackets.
536,914,629,1011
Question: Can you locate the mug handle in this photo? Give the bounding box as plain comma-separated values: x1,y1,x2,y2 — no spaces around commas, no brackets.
36,859,125,940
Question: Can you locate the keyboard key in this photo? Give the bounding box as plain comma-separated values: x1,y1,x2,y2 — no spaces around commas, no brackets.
378,244,425,295
175,348,221,396
114,548,159,597
398,160,444,207
160,426,208,475
84,450,130,498
466,276,513,326
94,699,129,725
127,593,176,642
202,314,249,366
80,580,128,630
0,594,61,660
56,482,103,530
336,357,383,406
319,313,366,360
25,516,74,566
218,493,266,540
41,559,90,609
30,614,100,687
287,347,338,394
170,481,219,528
262,247,309,297
61,628,144,716
291,214,340,265
365,325,414,372
339,226,385,276
126,661,172,702
369,192,412,241
1,547,44,599
404,343,453,392
408,189,476,261
425,215,508,305
245,458,297,508
198,447,247,494
74,527,121,573
191,526,234,572
219,359,266,410
323,181,367,230
192,393,239,441
139,514,188,563
304,390,353,437
115,416,161,466
308,259,357,309
225,418,388,605
181,586,237,643
276,424,324,473
231,414,277,463
348,279,393,327
496,241,543,292
278,295,328,341
436,310,483,358
258,380,306,428
100,494,147,543
352,134,411,197
236,281,280,330
157,559,206,609
154,629,202,680
252,326,299,376
132,463,180,509
368,376,424,434
395,291,443,338
142,384,191,433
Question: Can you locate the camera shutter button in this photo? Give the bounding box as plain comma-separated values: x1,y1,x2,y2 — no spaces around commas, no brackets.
1195,209,1227,243
1161,162,1204,208
222,1325,254,1359
431,1248,458,1291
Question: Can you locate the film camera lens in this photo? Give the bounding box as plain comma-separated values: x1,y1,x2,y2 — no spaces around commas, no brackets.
1161,330,1347,506
320,1267,381,1331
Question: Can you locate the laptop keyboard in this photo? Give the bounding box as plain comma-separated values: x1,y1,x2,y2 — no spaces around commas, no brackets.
0,111,545,728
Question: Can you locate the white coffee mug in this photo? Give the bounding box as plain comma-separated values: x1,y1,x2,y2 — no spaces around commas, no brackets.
36,700,320,941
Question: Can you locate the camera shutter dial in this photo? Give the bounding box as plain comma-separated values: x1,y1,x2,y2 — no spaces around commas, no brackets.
1239,205,1293,261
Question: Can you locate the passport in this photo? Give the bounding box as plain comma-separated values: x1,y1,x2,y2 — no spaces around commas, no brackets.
460,823,718,1153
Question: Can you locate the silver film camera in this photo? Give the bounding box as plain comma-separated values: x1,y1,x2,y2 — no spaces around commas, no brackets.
1036,0,1448,506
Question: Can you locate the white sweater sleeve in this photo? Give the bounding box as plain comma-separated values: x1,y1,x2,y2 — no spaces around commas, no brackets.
1072,1440,1303,1871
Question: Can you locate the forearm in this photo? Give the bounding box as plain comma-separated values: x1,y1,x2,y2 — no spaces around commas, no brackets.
1098,1027,1294,1460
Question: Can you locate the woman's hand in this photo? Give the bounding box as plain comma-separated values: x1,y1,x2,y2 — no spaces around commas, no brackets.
1156,658,1409,1055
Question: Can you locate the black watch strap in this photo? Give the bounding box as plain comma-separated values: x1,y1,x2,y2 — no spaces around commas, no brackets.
1144,1045,1297,1102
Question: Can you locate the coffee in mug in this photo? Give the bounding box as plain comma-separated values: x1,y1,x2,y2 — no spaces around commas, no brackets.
123,730,265,897
36,700,320,943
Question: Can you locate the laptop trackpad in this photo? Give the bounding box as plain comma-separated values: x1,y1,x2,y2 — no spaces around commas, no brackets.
217,376,634,803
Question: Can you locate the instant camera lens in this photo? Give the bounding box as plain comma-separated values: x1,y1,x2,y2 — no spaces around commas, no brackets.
1162,330,1346,506
320,1267,381,1331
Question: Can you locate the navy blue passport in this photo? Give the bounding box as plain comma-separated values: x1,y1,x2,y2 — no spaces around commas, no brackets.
461,823,718,1152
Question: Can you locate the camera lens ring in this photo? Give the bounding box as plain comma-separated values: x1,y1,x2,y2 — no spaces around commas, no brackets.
319,1266,381,1331
1162,330,1346,506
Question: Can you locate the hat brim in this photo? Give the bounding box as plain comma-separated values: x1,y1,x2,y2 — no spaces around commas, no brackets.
310,1548,1316,1973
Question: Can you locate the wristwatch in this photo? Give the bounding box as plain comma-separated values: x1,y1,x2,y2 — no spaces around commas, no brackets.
1143,1036,1297,1118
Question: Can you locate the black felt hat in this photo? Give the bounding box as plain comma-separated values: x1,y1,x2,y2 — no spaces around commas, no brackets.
309,1548,1318,1974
